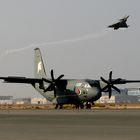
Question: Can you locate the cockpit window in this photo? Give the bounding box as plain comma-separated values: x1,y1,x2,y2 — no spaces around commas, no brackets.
86,79,100,87
84,83,91,88
75,82,91,88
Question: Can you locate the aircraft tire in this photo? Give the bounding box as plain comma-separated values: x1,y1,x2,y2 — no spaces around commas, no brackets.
86,103,91,109
80,104,84,109
55,104,59,109
59,104,63,109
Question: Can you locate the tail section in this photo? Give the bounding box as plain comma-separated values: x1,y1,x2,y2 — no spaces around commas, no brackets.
34,48,47,79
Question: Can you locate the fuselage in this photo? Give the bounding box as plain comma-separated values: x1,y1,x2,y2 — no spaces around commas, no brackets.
33,79,102,105
109,20,128,30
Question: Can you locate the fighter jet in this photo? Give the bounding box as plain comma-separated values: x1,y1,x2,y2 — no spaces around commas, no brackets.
108,15,129,30
0,48,140,109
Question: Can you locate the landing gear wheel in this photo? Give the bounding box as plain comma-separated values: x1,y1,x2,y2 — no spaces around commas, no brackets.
55,104,59,109
86,103,91,109
75,103,85,109
75,104,79,109
55,104,63,109
80,104,84,109
59,104,63,109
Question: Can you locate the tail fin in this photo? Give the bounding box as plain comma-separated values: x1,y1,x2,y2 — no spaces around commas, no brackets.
34,48,47,78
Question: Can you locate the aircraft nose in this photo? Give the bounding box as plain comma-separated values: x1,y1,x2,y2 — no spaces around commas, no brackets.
87,87,99,99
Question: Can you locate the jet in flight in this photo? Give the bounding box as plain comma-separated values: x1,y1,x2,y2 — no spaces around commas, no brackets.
108,15,129,30
0,48,139,109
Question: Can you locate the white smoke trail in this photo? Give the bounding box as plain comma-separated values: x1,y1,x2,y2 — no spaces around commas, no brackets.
0,28,112,57
36,28,111,46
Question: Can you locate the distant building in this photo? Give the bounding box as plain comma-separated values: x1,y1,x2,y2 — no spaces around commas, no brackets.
0,96,13,105
31,98,51,104
127,88,140,102
96,95,115,104
96,94,139,104
115,94,138,103
14,98,31,105
96,89,140,103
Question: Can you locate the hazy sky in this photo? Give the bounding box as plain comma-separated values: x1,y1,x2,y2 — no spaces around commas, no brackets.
0,0,140,98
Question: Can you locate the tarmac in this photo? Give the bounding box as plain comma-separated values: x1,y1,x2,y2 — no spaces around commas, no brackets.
0,109,140,140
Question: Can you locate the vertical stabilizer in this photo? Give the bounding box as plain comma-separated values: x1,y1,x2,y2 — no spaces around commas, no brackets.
34,48,47,78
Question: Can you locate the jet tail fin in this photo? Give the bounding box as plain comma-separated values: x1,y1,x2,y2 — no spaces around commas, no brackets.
34,48,47,79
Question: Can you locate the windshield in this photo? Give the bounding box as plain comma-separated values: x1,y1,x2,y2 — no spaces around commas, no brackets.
86,79,100,88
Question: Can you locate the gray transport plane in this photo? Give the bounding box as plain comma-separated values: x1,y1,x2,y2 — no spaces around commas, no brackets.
108,15,129,30
0,48,140,109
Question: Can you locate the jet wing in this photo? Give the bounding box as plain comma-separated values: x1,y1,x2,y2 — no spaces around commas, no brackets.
108,22,120,30
108,22,119,28
0,76,42,85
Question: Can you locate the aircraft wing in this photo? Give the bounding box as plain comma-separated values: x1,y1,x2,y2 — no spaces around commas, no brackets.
0,76,42,85
108,22,119,28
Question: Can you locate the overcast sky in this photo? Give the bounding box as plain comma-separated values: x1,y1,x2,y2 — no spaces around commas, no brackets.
0,0,140,98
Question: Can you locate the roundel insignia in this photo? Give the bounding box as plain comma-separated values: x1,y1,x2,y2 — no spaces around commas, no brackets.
75,88,81,95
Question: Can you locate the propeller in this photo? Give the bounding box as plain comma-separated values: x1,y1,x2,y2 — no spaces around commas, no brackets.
100,71,121,98
42,69,64,96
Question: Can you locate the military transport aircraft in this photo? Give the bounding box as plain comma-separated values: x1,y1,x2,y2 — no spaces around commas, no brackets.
108,15,129,30
0,48,140,109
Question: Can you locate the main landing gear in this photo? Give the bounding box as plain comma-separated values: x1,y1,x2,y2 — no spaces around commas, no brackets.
55,104,63,109
54,102,93,109
75,102,92,109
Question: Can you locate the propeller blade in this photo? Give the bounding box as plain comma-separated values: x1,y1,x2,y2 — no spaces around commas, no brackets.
112,85,120,93
51,69,55,81
56,74,64,81
100,77,108,84
101,71,121,98
101,85,109,92
108,86,112,98
109,71,112,82
42,69,64,97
